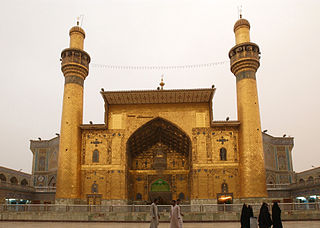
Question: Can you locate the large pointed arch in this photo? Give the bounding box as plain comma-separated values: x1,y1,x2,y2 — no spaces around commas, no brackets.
126,117,191,204
127,117,191,161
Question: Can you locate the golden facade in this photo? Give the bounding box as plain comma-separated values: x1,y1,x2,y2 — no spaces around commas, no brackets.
55,17,268,205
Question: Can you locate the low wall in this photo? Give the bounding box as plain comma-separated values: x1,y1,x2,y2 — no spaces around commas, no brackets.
1,210,319,222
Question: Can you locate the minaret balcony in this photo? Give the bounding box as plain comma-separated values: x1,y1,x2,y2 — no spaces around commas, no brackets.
61,48,91,78
229,42,260,75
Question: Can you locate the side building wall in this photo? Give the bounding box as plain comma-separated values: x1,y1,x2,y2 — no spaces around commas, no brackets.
30,136,59,203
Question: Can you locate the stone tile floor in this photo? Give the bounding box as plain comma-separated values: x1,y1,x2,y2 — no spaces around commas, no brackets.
0,221,320,228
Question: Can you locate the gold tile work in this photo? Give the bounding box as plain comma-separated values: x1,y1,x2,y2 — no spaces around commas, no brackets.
236,76,267,198
111,114,124,129
56,83,84,200
196,112,206,128
108,103,211,137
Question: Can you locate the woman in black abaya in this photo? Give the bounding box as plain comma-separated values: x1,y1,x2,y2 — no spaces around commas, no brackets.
258,202,273,228
240,203,250,228
272,202,283,228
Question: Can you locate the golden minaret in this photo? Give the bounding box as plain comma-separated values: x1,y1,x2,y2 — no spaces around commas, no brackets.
56,22,90,203
229,16,267,198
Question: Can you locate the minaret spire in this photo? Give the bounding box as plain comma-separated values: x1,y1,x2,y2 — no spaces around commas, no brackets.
238,5,243,19
229,17,267,198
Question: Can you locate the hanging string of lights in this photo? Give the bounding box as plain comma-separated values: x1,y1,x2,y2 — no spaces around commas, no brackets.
91,60,229,70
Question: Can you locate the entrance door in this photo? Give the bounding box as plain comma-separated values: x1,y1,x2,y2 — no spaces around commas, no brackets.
149,179,171,204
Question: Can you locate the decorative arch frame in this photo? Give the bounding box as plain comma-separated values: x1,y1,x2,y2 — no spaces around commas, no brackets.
10,176,18,184
266,174,276,185
307,176,314,183
21,179,28,186
220,147,227,161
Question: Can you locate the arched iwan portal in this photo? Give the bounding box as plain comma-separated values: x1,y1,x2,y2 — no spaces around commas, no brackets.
127,117,191,204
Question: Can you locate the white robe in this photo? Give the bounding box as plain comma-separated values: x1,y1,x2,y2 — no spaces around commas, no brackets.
150,202,159,228
170,205,183,228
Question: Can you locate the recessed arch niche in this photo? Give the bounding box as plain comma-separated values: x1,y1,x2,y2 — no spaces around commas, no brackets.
126,117,191,204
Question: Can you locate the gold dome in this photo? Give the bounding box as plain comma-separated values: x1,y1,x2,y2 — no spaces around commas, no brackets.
69,26,86,38
233,18,250,32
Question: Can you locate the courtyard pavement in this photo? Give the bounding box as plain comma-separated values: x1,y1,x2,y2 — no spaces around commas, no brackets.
0,221,320,228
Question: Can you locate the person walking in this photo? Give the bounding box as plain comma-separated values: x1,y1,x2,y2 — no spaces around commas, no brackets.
240,203,249,228
171,199,183,228
150,198,160,228
176,199,183,227
258,202,273,228
272,202,283,228
170,200,177,228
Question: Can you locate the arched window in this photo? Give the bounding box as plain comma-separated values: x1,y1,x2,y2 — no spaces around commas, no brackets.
221,183,228,193
0,174,6,182
266,175,276,185
151,179,170,192
38,156,46,171
299,179,305,185
307,176,314,183
10,177,18,184
21,179,28,186
136,193,142,200
92,150,99,163
220,148,227,161
178,192,185,200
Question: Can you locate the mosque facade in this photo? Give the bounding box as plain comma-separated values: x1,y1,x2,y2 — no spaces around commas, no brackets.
53,16,269,205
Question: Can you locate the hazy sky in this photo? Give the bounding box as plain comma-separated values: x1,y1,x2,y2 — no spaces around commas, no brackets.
0,0,319,173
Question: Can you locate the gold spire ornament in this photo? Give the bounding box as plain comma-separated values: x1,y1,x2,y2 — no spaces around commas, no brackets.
159,75,165,90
